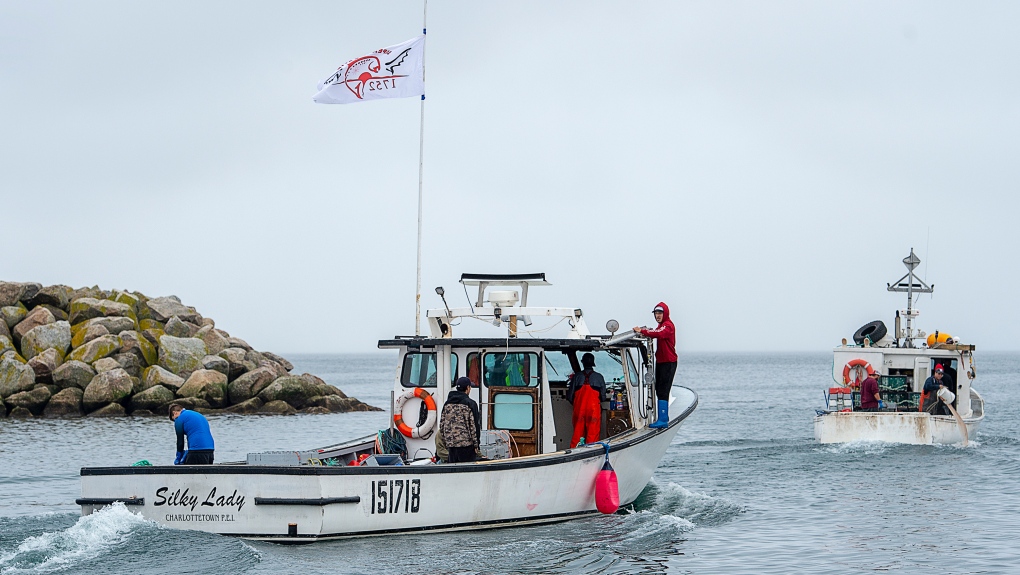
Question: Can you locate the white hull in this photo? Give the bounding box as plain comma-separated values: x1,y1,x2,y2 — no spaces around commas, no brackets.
80,388,697,542
813,390,984,445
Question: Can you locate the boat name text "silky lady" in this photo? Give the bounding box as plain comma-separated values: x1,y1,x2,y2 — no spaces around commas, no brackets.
153,486,246,512
371,479,420,514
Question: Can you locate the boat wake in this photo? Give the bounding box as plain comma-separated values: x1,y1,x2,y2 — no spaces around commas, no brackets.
0,504,151,574
632,481,745,528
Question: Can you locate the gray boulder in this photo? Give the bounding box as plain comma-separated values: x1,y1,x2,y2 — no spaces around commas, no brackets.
86,403,127,417
0,335,13,356
8,406,33,418
28,348,62,382
196,326,229,356
224,397,264,414
256,376,321,409
72,323,110,349
0,357,36,398
42,387,84,417
164,316,197,337
217,347,251,379
227,366,277,404
5,385,52,415
177,369,228,408
258,400,296,415
12,306,55,343
227,337,253,351
140,365,185,392
201,354,229,377
168,396,210,411
93,357,120,373
119,331,157,366
113,353,143,380
302,406,331,415
74,316,136,337
144,297,200,323
68,286,104,301
157,336,208,377
1,304,28,329
262,351,294,372
52,360,96,390
82,368,135,412
130,385,175,413
0,317,10,341
24,285,71,310
68,297,135,325
310,395,378,413
21,321,72,360
0,282,42,307
67,334,121,364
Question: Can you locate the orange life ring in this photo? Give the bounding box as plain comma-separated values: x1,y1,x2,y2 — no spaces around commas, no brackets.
842,359,876,386
393,388,437,439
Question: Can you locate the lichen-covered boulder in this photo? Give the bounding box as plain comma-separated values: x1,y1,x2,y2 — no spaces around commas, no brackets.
0,357,36,398
259,399,296,415
28,348,62,382
42,387,83,417
177,369,228,408
20,321,71,360
1,304,28,330
0,318,10,341
139,319,164,331
86,403,127,417
144,296,200,323
93,357,120,373
5,385,52,415
298,373,332,396
111,291,139,310
262,351,294,372
68,297,135,325
119,331,157,367
1,350,27,363
67,334,121,364
113,353,143,380
25,285,71,310
82,368,135,412
227,337,253,351
71,323,109,349
130,385,175,413
68,286,104,301
140,365,185,392
71,317,135,344
164,317,199,338
168,396,210,411
52,360,96,390
12,306,55,343
201,354,229,377
256,376,321,409
310,395,379,412
224,397,263,414
0,335,13,356
227,366,277,404
195,326,229,356
157,335,207,377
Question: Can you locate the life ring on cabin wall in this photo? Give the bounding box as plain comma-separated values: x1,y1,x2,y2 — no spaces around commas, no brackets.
842,359,875,386
393,388,437,439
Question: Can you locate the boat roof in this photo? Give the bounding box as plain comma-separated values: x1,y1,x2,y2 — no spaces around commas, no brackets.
377,337,639,350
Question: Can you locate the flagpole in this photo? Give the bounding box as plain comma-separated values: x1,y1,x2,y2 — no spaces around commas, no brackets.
415,0,428,336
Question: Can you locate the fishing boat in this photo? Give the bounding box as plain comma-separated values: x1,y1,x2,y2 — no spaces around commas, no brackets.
813,250,984,445
78,274,698,542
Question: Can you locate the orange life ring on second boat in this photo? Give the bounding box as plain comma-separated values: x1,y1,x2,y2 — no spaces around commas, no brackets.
842,359,875,385
393,388,437,439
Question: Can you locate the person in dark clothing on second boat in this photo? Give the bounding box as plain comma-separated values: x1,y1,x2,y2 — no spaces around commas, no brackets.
440,377,481,463
921,364,951,416
169,403,215,465
633,302,677,429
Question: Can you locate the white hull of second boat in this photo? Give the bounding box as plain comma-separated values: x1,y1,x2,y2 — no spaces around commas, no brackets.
813,398,983,446
79,389,696,542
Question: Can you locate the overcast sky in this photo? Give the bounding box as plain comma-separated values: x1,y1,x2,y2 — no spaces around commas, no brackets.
2,1,1018,354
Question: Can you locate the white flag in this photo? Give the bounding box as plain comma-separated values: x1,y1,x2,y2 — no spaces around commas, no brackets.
313,35,425,105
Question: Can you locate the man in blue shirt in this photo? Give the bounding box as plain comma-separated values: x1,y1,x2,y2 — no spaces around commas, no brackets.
169,404,215,465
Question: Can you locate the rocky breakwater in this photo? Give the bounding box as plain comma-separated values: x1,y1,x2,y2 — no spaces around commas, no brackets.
0,282,379,418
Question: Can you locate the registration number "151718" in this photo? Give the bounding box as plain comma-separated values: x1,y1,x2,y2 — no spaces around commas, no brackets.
370,479,420,514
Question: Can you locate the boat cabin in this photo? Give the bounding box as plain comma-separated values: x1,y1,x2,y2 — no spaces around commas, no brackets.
378,274,658,461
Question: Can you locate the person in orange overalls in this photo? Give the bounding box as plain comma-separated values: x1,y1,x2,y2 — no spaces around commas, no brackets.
568,353,608,448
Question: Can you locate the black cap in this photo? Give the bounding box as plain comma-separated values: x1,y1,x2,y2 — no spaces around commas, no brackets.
581,352,596,368
455,377,472,391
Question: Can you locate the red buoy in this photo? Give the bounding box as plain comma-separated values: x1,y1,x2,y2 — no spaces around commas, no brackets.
595,459,619,514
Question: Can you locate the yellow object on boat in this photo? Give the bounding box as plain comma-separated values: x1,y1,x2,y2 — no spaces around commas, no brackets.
927,331,953,347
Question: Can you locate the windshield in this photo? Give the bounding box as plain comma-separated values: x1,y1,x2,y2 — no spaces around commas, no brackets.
545,350,626,386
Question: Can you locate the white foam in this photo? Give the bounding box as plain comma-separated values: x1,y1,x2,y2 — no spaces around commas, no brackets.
820,439,891,455
0,503,154,574
647,481,745,527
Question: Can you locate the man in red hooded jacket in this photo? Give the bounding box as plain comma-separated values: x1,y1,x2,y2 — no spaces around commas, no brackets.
633,302,676,429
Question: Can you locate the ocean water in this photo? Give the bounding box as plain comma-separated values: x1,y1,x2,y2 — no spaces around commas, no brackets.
1,352,1018,574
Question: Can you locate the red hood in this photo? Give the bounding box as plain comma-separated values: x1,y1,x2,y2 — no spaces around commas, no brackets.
655,301,671,324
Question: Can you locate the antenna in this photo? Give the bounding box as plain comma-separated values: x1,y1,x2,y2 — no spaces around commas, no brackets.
886,248,934,348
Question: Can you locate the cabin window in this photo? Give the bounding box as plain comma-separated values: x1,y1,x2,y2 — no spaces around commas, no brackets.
483,352,540,387
466,353,481,387
586,350,626,386
626,350,640,387
400,352,458,387
492,393,534,430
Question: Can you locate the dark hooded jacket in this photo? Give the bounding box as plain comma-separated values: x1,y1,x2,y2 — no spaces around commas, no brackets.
639,301,677,363
442,389,481,446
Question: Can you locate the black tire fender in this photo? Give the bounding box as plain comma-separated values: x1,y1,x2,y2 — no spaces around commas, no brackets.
853,320,888,345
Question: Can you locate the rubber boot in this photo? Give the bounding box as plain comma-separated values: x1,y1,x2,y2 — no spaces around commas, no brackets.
649,400,669,429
